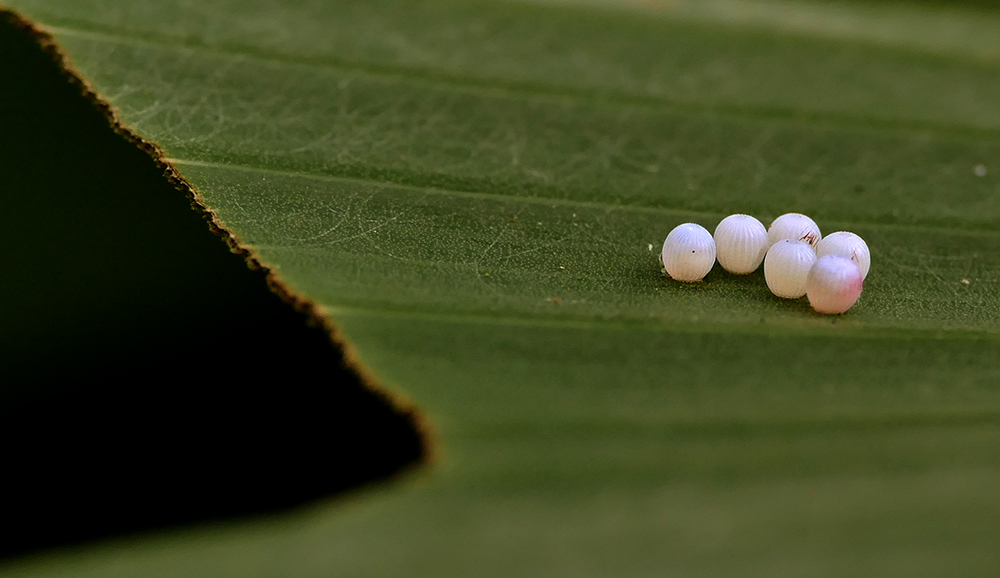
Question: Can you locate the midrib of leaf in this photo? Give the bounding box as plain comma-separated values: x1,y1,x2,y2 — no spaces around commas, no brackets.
517,0,1000,62
17,0,1000,65
169,158,1000,238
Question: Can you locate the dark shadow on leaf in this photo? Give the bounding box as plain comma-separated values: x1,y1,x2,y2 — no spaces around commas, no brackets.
0,12,424,560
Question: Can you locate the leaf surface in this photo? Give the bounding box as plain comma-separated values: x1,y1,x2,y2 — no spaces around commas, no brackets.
6,0,1000,576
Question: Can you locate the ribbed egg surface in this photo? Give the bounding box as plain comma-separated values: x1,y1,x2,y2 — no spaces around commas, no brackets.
764,239,817,299
767,213,821,248
661,223,716,282
816,232,871,279
713,214,769,274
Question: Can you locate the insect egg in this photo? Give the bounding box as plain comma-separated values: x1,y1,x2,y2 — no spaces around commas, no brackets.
713,214,769,274
764,239,817,299
767,212,821,249
816,231,870,280
806,254,864,314
661,223,716,282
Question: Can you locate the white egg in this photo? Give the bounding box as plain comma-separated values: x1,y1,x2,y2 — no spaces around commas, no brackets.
713,214,768,274
767,212,821,249
764,239,817,299
806,254,864,314
816,231,870,279
661,223,716,282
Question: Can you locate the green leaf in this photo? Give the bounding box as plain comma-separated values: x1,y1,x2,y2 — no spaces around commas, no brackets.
6,0,1000,575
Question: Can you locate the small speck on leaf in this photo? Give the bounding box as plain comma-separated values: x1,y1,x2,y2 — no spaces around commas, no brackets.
975,165,987,177
961,278,971,285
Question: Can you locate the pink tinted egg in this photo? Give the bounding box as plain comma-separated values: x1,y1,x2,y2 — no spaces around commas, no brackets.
806,255,864,314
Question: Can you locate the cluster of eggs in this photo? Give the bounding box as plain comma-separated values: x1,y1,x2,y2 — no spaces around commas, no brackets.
661,213,870,314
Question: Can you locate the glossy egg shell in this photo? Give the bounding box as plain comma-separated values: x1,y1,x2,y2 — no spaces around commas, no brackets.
661,223,716,282
714,214,769,274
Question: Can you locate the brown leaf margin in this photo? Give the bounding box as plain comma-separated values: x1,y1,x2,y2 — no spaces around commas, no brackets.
0,5,436,482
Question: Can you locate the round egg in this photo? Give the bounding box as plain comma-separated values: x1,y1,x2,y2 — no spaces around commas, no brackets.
816,231,870,279
661,223,716,282
764,239,817,299
713,214,768,274
767,212,821,249
806,254,864,314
